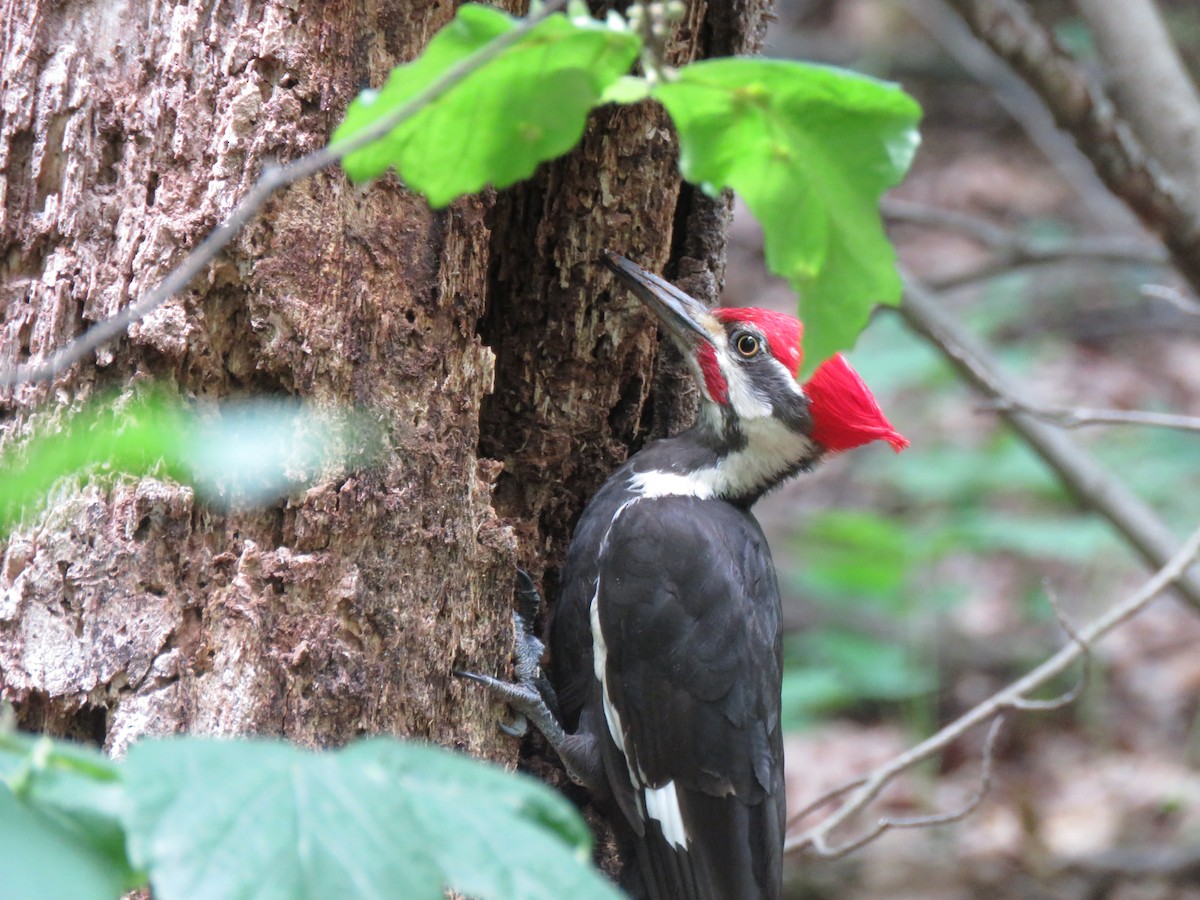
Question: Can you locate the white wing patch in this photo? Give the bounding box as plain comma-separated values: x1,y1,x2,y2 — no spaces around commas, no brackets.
591,498,647,816
644,781,689,850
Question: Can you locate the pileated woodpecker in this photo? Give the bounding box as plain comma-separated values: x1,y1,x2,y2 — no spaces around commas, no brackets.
462,252,906,899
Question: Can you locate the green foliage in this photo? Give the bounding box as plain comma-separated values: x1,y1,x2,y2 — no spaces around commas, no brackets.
124,738,617,900
332,4,922,366
0,731,618,900
0,733,139,899
778,510,933,729
334,4,640,204
653,60,921,374
0,390,382,537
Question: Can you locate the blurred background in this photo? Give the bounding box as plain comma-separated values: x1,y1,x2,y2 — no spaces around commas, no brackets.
722,1,1200,896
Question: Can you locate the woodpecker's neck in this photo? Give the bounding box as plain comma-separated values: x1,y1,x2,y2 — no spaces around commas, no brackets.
626,409,821,507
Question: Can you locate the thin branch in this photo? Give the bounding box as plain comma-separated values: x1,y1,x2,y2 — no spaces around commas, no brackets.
1141,283,1200,318
0,0,567,390
900,271,1200,611
978,397,1200,435
884,199,1165,265
786,776,868,830
940,0,1200,298
883,198,1167,289
786,522,1200,857
1006,584,1090,712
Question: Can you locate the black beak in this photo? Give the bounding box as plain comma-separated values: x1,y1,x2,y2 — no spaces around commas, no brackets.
602,251,714,353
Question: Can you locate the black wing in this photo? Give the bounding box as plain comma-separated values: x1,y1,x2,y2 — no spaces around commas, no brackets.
596,496,786,900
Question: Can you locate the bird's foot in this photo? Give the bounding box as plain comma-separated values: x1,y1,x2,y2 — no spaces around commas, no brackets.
455,570,560,740
457,572,599,787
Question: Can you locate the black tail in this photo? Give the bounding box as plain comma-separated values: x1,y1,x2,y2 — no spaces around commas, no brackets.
622,789,784,900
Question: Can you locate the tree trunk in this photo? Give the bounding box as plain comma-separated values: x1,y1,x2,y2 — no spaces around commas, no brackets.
0,0,769,799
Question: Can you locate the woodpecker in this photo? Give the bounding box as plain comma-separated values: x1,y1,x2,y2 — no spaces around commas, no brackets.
461,252,906,900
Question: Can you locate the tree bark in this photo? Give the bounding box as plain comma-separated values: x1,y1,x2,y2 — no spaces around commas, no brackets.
0,0,769,807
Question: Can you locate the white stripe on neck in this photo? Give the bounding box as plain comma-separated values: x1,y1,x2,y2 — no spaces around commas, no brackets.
630,418,815,502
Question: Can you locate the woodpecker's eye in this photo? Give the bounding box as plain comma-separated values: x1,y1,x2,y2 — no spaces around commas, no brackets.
734,333,761,359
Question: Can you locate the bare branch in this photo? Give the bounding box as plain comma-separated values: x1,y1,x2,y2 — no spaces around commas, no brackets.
900,273,1200,610
1141,283,1200,318
939,0,1200,297
883,198,1167,289
786,776,868,831
884,199,1165,266
903,0,1130,224
1074,0,1200,190
978,397,1200,435
1006,584,1089,712
797,716,1007,859
0,0,567,390
786,523,1200,857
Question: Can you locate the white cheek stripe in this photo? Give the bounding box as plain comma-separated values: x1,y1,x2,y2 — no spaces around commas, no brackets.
723,360,773,420
644,781,688,850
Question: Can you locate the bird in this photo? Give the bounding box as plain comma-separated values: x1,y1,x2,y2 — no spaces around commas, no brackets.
460,251,907,899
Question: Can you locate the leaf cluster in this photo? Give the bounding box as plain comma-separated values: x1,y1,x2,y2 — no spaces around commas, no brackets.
332,2,922,370
0,730,619,900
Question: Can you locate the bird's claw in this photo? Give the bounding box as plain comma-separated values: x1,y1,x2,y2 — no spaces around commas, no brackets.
456,571,563,739
454,668,549,741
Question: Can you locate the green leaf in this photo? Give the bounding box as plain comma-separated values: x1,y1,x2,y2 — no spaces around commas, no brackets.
796,510,913,602
0,733,140,896
654,59,921,372
124,737,620,900
0,392,184,534
333,4,641,204
0,390,383,536
0,785,135,900
601,75,653,105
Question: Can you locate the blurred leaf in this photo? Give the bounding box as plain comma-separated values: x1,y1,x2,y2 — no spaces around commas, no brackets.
654,59,921,372
0,390,383,536
0,733,139,896
784,630,934,727
0,392,185,534
124,737,619,900
888,434,1065,505
953,512,1120,563
0,785,136,900
780,668,854,730
334,4,640,203
792,510,913,604
182,400,383,504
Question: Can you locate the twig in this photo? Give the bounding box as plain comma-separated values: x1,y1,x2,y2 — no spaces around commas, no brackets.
884,199,1165,266
940,0,1200,297
0,0,568,390
786,522,1200,856
883,198,1167,289
1007,582,1090,713
1141,283,1200,318
978,397,1200,435
900,271,1200,611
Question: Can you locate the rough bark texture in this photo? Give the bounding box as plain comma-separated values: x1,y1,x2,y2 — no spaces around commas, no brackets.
0,0,769,843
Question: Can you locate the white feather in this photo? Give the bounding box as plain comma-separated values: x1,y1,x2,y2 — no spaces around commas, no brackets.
644,781,689,850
